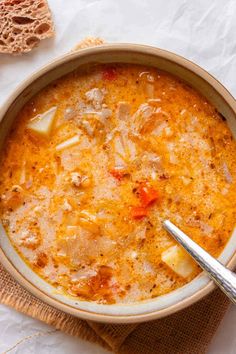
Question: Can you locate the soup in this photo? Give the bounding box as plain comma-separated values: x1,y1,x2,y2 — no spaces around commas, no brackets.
0,64,235,304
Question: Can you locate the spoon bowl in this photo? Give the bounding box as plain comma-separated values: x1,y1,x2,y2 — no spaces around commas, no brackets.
163,220,236,305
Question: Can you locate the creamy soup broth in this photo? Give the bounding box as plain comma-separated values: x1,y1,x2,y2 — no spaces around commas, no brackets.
0,64,236,304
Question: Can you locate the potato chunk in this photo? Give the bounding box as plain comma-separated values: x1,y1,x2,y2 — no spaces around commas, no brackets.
161,245,195,278
27,107,57,137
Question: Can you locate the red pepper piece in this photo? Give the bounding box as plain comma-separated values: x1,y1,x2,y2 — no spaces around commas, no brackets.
109,169,127,181
138,183,159,207
131,206,148,219
102,67,117,81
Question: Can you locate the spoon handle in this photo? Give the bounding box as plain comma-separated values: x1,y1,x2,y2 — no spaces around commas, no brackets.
163,220,236,305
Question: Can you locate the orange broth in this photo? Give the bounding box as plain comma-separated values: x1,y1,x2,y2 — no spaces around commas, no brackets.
0,64,235,304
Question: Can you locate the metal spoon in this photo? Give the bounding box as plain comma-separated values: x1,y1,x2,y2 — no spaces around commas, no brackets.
163,220,236,304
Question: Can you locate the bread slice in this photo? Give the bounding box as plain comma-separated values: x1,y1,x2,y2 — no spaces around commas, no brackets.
0,0,54,54
73,37,105,51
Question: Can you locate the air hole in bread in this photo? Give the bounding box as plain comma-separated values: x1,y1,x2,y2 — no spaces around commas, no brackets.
10,1,22,6
13,27,22,34
26,36,40,47
12,16,35,25
35,23,50,34
0,40,6,46
37,2,45,8
9,37,14,43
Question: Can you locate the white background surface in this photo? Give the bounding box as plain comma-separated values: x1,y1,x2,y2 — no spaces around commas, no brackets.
0,0,236,352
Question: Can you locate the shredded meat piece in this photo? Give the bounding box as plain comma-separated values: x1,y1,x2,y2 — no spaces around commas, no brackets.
85,88,105,109
19,230,41,249
1,185,24,210
35,252,48,268
116,102,131,120
69,265,115,303
71,172,82,187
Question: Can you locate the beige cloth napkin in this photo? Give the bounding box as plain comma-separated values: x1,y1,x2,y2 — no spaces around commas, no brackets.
0,38,231,353
0,263,230,353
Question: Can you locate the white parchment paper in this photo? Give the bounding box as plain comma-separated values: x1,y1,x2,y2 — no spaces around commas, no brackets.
0,0,236,353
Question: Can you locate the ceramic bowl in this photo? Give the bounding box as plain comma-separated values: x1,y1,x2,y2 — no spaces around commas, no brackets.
0,44,236,323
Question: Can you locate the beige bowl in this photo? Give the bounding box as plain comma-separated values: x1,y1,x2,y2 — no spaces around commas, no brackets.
0,44,236,323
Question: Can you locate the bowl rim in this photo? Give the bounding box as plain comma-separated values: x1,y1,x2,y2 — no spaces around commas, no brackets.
0,43,235,323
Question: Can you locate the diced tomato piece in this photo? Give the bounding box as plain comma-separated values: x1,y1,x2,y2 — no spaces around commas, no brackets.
109,168,127,181
102,67,117,81
131,206,148,219
138,183,159,207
